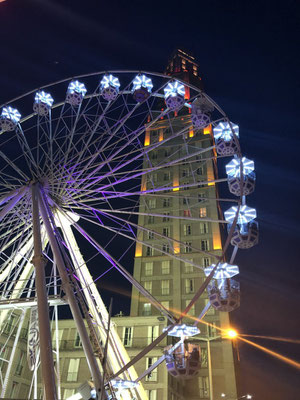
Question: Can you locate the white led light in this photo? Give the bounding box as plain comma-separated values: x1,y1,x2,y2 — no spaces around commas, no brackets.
224,205,257,224
1,106,21,123
34,91,54,107
68,80,87,96
164,81,185,98
213,121,239,141
204,263,239,279
226,157,255,177
132,74,153,92
164,324,200,337
100,74,120,90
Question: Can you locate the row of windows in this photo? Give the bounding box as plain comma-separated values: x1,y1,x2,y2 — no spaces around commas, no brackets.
143,278,210,295
145,239,210,256
147,207,207,223
146,195,207,210
144,258,211,276
146,222,209,240
142,300,216,317
146,167,205,184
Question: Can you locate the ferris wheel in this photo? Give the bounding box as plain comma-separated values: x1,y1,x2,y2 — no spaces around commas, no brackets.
0,71,258,400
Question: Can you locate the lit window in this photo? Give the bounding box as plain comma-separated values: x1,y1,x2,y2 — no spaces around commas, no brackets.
67,358,80,382
144,280,152,294
123,327,133,347
148,199,156,209
200,222,208,234
184,210,191,217
146,357,158,381
74,332,82,348
161,280,170,295
146,246,154,256
184,259,193,273
143,303,151,316
184,242,192,253
185,300,195,316
145,262,153,276
201,240,209,251
200,207,207,218
147,231,154,240
163,198,170,207
163,212,170,221
163,227,170,237
162,260,170,274
202,257,211,268
184,224,191,235
185,278,194,294
147,325,159,345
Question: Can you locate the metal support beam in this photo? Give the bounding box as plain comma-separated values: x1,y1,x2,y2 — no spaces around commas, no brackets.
31,183,57,400
37,186,104,399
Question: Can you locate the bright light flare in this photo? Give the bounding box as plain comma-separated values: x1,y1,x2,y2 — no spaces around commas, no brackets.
226,157,255,177
226,329,238,339
34,91,54,107
100,74,120,89
213,121,239,141
204,263,239,279
68,80,87,96
1,106,21,123
132,74,153,92
164,80,185,98
224,205,257,225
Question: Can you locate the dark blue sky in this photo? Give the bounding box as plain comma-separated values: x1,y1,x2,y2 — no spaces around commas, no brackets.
0,0,299,399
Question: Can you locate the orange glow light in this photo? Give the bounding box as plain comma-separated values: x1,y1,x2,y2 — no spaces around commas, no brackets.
212,223,222,250
144,131,150,146
203,124,212,135
189,129,194,138
135,243,142,257
159,130,164,142
226,329,238,339
173,242,180,254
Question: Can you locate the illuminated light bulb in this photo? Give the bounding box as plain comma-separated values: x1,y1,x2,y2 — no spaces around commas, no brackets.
213,121,239,141
224,205,257,225
226,157,255,178
226,329,238,339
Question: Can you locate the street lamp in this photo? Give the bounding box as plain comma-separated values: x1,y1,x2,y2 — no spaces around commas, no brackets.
197,329,239,400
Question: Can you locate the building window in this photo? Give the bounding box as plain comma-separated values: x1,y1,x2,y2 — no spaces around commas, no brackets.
144,280,152,294
181,169,189,177
201,240,209,251
184,259,193,273
3,313,17,335
184,209,191,217
183,197,189,205
162,260,170,275
197,167,203,175
163,198,170,207
161,280,170,295
161,301,170,310
163,171,171,181
146,246,154,256
151,151,157,160
163,227,170,237
200,222,208,234
67,358,80,382
52,328,63,347
146,357,158,381
183,182,189,190
185,278,194,294
148,199,156,209
202,257,211,267
146,389,157,400
64,389,75,399
185,300,195,316
148,215,155,224
184,242,192,253
201,348,208,367
145,262,153,276
162,243,170,253
199,376,210,398
200,207,207,218
10,382,19,398
164,148,171,157
123,327,133,347
163,212,170,221
15,350,25,376
147,230,154,240
147,325,159,345
208,321,218,336
183,224,191,235
143,303,151,316
198,193,206,202
0,346,10,368
74,332,82,348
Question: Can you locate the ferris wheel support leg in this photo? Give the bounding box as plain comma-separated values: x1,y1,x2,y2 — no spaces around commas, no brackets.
31,184,58,400
38,188,105,400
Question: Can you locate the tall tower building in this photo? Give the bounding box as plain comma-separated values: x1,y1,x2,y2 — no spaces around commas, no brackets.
129,49,238,400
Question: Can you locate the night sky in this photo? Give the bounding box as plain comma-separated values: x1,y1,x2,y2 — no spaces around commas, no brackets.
0,1,299,399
